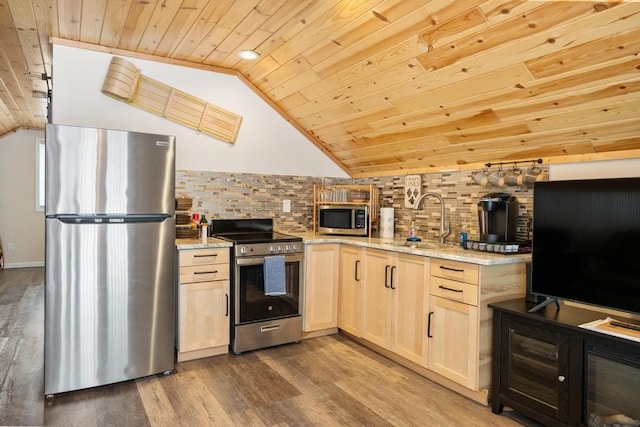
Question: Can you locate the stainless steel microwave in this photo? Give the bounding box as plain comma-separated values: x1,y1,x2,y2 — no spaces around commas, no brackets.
318,205,368,236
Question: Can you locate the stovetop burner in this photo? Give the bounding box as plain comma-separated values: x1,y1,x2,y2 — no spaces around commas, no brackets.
210,218,303,256
215,231,301,244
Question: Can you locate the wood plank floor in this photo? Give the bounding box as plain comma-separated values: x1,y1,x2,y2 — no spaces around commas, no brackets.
0,267,539,426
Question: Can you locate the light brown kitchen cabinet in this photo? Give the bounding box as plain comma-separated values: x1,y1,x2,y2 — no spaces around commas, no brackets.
338,245,364,337
428,293,479,388
176,247,230,362
362,248,391,347
362,248,428,367
303,240,526,405
428,258,525,394
303,243,340,333
394,252,429,366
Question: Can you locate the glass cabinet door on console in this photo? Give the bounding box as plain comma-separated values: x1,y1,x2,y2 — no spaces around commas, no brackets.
491,299,640,427
499,318,570,423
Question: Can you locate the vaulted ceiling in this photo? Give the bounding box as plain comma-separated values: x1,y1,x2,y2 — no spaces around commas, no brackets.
2,0,640,177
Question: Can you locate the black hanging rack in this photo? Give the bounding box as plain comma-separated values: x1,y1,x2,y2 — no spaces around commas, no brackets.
485,158,542,169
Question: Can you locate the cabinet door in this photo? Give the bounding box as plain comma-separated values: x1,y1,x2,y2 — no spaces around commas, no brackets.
179,280,230,352
501,317,570,423
339,245,364,337
304,244,340,332
393,253,428,366
362,248,393,349
428,295,479,390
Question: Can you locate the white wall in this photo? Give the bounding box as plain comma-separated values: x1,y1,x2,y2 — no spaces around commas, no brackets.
0,130,45,267
549,158,640,180
51,44,349,178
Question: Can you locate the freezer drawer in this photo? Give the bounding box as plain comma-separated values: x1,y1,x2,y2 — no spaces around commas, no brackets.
44,217,176,395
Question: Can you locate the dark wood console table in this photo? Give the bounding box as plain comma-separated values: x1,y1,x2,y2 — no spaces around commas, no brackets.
489,298,640,427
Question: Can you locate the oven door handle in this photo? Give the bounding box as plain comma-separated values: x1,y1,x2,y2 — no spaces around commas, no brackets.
236,257,265,267
235,254,304,266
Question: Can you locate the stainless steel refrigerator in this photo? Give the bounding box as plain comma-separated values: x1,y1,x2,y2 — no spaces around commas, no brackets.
44,123,176,396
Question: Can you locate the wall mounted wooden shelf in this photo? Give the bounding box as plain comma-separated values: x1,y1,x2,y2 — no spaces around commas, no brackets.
312,184,380,238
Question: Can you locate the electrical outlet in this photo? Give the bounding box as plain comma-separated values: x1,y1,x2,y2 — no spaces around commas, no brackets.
282,199,291,213
7,242,14,251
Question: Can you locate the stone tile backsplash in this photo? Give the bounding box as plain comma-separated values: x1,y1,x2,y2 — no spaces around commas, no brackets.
176,168,541,242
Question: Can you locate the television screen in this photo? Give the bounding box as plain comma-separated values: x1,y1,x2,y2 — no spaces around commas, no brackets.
531,177,640,315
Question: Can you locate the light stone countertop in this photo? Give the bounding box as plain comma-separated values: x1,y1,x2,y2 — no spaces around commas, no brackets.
175,233,530,265
291,232,531,266
175,237,232,250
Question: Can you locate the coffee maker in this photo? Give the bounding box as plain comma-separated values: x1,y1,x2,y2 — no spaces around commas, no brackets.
477,193,518,242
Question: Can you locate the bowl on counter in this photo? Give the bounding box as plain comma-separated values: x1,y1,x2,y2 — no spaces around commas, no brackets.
350,189,369,202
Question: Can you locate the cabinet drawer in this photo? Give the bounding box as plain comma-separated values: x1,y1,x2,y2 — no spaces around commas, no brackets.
179,248,229,267
429,276,478,306
430,259,479,285
180,263,230,283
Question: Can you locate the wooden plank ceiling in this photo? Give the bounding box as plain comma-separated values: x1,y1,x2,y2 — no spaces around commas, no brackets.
1,0,639,177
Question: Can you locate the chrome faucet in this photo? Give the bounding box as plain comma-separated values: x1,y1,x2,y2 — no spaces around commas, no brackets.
414,192,451,244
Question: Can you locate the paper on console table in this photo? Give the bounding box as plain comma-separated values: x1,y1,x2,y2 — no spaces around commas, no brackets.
579,317,640,343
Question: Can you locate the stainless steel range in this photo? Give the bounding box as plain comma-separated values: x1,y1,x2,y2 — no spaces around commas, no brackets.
210,219,303,354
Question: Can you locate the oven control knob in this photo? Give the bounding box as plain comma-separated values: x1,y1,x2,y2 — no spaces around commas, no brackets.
240,246,247,255
269,245,275,253
277,245,283,252
292,243,298,251
285,244,290,251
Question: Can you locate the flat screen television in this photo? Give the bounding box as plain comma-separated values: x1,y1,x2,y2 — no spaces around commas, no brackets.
531,177,640,315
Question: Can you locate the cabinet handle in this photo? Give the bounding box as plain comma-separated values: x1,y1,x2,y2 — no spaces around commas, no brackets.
194,270,218,275
384,265,390,288
194,254,217,258
438,285,463,293
427,312,433,338
390,266,397,289
225,293,229,317
355,260,361,282
558,375,566,382
439,265,464,273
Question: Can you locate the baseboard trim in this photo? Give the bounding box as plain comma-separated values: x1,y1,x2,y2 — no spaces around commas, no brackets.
5,261,45,269
176,345,228,362
302,328,338,339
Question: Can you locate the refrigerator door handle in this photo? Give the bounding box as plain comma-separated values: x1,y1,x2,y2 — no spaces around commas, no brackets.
52,214,171,224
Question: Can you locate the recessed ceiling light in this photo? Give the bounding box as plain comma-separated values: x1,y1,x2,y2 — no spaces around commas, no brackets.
237,50,260,60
